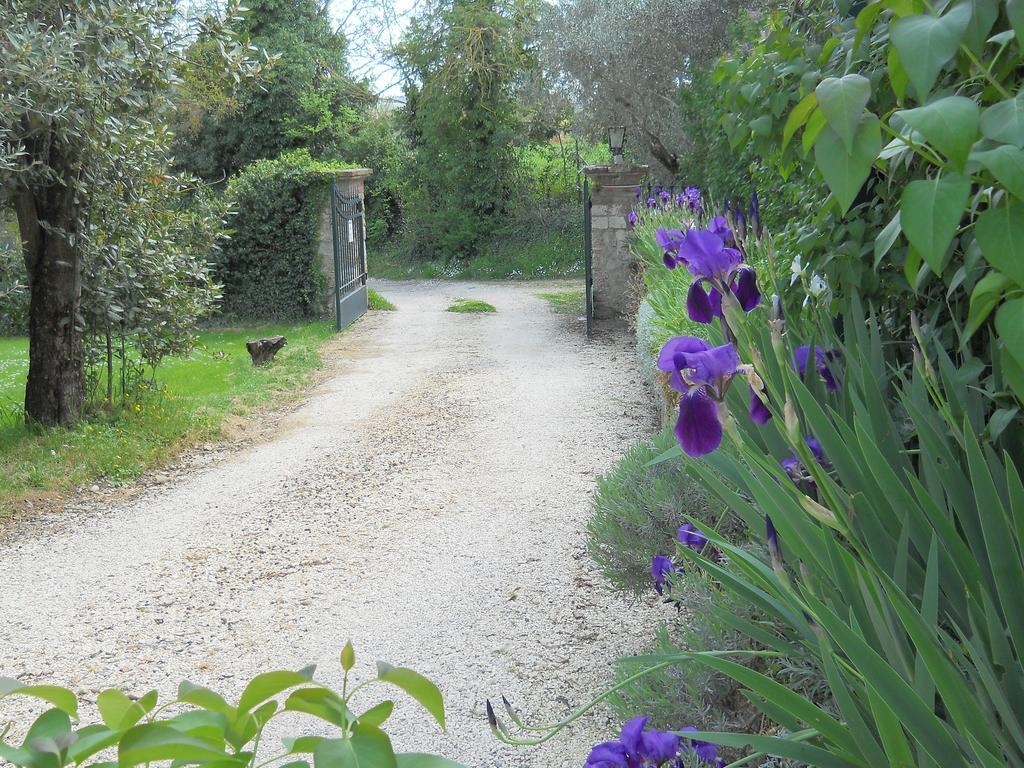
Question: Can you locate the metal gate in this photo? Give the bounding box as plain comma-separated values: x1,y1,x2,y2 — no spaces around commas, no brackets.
583,177,593,337
330,183,368,331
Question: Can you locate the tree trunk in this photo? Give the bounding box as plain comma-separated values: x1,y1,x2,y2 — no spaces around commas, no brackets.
15,179,85,427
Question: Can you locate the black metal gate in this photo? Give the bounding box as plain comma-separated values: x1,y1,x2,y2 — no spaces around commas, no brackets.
330,183,368,331
583,177,593,337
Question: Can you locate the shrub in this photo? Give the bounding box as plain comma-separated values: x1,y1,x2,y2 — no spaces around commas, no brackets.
587,428,714,597
446,299,496,314
0,211,27,336
0,642,465,768
217,150,353,319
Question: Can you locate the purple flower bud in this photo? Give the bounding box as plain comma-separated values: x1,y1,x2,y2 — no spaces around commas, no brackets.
749,386,771,424
677,522,708,552
651,555,675,594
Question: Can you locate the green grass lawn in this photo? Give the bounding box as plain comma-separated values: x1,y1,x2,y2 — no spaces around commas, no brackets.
537,290,585,316
447,298,496,313
0,321,333,512
370,229,584,281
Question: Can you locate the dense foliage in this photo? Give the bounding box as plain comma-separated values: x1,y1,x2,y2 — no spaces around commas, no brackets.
217,151,353,320
0,0,253,426
0,643,464,768
713,0,1024,418
172,0,373,181
393,0,538,258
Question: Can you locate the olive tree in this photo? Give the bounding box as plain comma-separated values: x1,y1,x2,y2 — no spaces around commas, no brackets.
0,0,251,426
540,0,754,176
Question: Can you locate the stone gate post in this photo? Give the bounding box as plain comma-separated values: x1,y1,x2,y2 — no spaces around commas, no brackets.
318,168,373,313
583,164,649,325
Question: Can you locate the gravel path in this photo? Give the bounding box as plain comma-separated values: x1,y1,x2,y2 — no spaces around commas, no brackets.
0,279,663,767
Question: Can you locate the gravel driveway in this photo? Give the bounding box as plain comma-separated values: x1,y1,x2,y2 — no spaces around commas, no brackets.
0,279,663,767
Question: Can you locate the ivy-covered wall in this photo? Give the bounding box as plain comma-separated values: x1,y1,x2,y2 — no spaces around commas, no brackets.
216,150,355,319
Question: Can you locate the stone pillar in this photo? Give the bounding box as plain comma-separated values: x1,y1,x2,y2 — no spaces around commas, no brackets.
584,164,649,324
319,168,373,313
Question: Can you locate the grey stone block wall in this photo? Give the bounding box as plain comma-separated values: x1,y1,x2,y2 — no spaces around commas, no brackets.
584,165,649,323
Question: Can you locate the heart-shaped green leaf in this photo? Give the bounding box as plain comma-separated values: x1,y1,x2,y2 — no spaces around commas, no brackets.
960,0,998,53
1009,0,1024,41
996,298,1024,371
814,114,881,214
980,94,1024,147
815,75,872,153
975,199,1024,286
890,5,971,99
117,724,234,767
896,96,979,170
900,173,970,274
972,144,1024,199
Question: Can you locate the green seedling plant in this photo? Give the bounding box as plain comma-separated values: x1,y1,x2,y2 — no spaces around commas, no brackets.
0,643,464,768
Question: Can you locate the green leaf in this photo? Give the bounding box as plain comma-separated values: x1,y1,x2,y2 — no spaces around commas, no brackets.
964,271,1010,342
1009,0,1024,41
117,724,233,767
66,725,120,764
980,94,1024,147
671,731,860,768
815,75,872,154
890,5,971,99
814,115,881,214
783,92,817,151
376,663,445,729
313,727,396,768
341,641,355,673
237,666,315,714
997,298,1024,371
284,687,352,728
177,681,231,714
887,45,909,102
896,96,979,170
960,0,999,53
24,709,71,747
899,173,970,274
972,144,1024,200
975,199,1024,286
802,109,828,158
874,211,902,267
97,690,149,731
282,736,325,755
396,755,466,768
358,701,395,728
749,115,772,135
0,679,77,717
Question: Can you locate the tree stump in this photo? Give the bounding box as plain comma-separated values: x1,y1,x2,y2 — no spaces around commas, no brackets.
246,336,287,366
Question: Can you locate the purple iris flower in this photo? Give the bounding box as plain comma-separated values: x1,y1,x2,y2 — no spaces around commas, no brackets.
781,436,829,494
657,336,764,457
677,523,708,552
707,215,734,246
679,727,721,765
749,385,771,424
622,717,681,767
793,346,840,391
659,189,671,204
664,223,760,324
656,227,686,268
650,555,676,595
628,211,639,229
674,192,686,208
646,197,658,210
584,741,629,768
685,186,701,214
635,187,643,199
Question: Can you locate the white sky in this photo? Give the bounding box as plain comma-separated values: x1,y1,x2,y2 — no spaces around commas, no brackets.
327,0,420,100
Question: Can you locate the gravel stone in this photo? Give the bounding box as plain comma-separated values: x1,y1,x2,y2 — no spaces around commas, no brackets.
0,279,668,767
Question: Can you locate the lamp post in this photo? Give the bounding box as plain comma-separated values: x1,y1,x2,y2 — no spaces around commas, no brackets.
608,126,626,165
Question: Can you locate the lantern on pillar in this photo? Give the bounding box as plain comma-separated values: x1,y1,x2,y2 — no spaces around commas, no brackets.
608,126,626,164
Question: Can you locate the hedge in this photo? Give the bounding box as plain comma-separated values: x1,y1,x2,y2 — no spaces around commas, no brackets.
217,149,356,319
